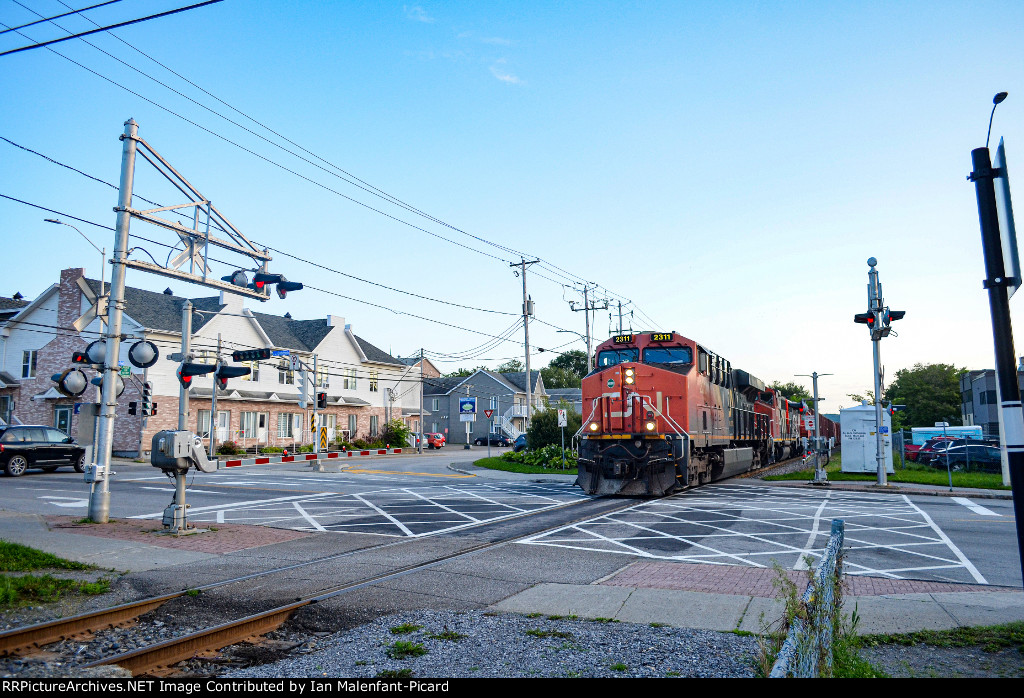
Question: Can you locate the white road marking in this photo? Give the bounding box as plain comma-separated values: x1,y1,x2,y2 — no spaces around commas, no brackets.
900,496,987,584
293,501,327,531
951,497,1000,517
129,492,338,519
38,495,87,508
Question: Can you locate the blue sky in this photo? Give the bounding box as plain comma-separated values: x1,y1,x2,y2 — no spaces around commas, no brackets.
2,1,1023,409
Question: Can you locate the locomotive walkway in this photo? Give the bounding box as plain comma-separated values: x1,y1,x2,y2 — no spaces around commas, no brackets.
0,457,1020,645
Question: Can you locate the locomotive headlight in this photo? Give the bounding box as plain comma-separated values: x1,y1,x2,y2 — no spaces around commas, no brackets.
624,367,635,385
589,422,599,431
645,421,656,431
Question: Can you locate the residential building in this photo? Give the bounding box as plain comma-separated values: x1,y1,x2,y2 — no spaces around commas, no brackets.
423,369,547,444
545,388,583,415
0,268,421,456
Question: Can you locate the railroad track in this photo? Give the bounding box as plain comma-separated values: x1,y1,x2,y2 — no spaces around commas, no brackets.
1,459,814,676
0,494,638,676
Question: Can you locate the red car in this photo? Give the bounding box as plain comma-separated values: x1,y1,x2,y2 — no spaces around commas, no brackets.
913,437,958,463
424,433,446,449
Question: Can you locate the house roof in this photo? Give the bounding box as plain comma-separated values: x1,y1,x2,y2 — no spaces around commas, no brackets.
546,388,582,399
423,369,543,397
250,311,333,352
500,370,543,393
354,336,404,366
0,296,29,320
423,375,468,396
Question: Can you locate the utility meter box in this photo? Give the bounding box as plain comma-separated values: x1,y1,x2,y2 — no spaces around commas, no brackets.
151,430,215,473
840,403,894,473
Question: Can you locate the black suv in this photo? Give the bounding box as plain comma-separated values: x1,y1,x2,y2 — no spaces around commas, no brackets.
0,425,86,476
474,434,512,447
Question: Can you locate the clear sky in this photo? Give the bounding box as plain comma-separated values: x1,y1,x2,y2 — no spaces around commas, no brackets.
2,1,1023,411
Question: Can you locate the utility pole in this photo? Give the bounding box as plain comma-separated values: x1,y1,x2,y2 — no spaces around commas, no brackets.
88,118,139,524
796,372,832,484
569,283,608,372
512,258,539,427
418,347,424,454
867,261,886,486
208,333,221,458
617,301,623,335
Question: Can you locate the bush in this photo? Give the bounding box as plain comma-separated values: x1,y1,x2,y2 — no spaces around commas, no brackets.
217,441,241,456
526,405,582,450
352,439,371,449
500,444,576,470
298,443,316,453
380,419,412,449
261,446,284,453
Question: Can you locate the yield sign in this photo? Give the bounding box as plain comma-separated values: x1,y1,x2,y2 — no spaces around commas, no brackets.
484,409,494,419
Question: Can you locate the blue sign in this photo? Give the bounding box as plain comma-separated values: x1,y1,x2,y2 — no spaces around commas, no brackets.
880,426,889,434
271,350,291,357
459,397,476,414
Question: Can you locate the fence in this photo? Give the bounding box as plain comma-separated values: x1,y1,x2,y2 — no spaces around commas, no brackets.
769,519,845,678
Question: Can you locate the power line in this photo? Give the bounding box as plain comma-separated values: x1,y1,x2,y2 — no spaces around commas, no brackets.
0,0,224,57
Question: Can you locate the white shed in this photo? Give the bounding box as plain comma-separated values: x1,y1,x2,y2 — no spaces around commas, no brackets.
840,402,894,473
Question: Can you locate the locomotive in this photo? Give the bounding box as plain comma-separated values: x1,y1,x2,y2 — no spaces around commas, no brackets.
577,331,837,496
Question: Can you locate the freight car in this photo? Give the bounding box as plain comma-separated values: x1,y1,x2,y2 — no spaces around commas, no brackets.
576,331,837,496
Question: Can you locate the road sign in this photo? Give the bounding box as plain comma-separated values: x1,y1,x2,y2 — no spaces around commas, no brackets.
459,397,476,414
310,414,316,433
272,349,290,357
460,413,476,422
484,409,494,419
557,409,567,427
119,365,131,376
319,427,328,451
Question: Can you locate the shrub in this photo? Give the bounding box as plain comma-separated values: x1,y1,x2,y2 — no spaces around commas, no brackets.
216,441,241,456
380,419,412,448
526,405,582,450
261,446,283,453
501,444,576,469
298,443,315,453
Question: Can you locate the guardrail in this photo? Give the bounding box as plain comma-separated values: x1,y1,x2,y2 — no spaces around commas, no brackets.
217,448,403,469
769,518,845,678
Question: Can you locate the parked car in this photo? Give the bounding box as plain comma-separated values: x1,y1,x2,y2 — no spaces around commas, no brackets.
474,434,512,447
928,444,1002,473
0,425,85,476
914,437,959,463
425,432,446,449
513,434,528,452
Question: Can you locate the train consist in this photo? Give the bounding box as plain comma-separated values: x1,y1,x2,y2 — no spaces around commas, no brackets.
577,331,839,496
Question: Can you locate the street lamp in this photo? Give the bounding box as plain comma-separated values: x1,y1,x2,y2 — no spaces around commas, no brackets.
45,218,107,327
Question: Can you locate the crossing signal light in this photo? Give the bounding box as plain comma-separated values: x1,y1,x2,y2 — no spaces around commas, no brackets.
221,270,249,287
214,364,251,390
316,391,327,409
71,351,89,365
177,362,215,389
853,312,875,327
231,348,272,362
251,272,303,299
276,276,303,299
128,402,137,416
142,381,154,416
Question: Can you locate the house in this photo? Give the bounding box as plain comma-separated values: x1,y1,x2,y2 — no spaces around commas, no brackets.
0,294,32,424
0,267,422,456
423,369,547,444
545,388,583,415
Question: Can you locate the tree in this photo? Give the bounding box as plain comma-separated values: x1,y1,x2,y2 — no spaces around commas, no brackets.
847,390,876,405
883,363,966,429
548,350,588,379
496,358,524,373
769,381,811,402
540,365,580,389
443,365,488,378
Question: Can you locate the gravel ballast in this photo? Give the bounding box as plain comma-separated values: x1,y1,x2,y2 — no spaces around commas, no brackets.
226,610,760,679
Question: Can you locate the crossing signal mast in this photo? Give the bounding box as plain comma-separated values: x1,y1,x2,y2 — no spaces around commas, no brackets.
853,258,905,486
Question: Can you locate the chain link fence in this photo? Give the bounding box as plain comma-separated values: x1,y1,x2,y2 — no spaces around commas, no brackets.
769,519,845,678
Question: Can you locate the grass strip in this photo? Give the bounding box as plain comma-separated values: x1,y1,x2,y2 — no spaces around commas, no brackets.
0,540,94,572
473,456,575,475
0,573,109,607
857,622,1024,653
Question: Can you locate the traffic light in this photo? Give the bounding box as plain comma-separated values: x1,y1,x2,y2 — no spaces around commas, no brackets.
177,361,215,389
141,381,154,416
853,312,876,328
231,348,272,362
71,351,90,365
275,275,303,299
128,402,137,416
52,369,89,397
221,270,249,287
316,391,327,409
214,364,251,390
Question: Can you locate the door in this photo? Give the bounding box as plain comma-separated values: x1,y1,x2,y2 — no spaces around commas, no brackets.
216,411,230,441
54,406,72,435
257,412,268,443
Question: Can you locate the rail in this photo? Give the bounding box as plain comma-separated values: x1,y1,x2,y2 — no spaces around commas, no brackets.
769,519,845,678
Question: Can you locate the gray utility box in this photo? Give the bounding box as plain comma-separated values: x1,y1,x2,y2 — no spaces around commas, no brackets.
840,403,894,474
151,430,215,473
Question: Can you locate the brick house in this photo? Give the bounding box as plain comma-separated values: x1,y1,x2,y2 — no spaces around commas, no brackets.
0,268,422,456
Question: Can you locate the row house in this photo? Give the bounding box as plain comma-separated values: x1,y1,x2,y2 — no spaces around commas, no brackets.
0,268,423,456
423,369,547,444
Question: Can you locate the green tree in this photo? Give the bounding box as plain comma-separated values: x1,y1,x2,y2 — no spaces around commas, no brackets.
540,365,581,389
847,390,876,405
526,405,583,450
769,381,811,402
443,365,487,378
883,363,966,429
496,358,524,373
548,350,588,379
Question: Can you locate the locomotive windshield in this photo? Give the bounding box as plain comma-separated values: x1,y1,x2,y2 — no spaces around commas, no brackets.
597,348,639,367
643,347,692,365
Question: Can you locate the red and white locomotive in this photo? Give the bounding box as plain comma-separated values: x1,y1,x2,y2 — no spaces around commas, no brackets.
577,331,837,496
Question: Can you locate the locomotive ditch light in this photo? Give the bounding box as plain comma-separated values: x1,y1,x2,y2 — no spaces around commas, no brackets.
589,422,599,431
645,421,656,431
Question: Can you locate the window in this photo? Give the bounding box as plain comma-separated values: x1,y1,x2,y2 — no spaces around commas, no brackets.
325,414,336,430
369,370,378,392
431,398,439,411
489,396,498,410
987,390,997,404
278,360,294,385
596,348,639,368
980,391,988,405
277,413,294,438
243,361,259,381
348,414,357,437
342,369,357,390
198,410,212,437
316,368,329,388
240,412,260,438
21,350,36,378
369,415,379,437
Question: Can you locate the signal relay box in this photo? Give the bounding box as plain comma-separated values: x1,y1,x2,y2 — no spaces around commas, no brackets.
151,430,216,473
